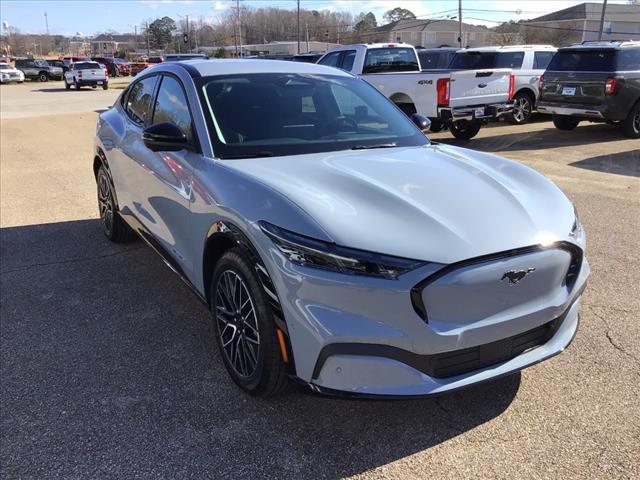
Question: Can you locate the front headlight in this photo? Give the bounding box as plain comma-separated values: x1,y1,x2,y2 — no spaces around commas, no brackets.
570,207,585,246
259,221,426,279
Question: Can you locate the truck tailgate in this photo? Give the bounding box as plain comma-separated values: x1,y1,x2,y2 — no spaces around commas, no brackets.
449,69,512,107
80,69,106,81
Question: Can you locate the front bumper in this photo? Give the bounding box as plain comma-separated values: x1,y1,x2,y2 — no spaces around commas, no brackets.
439,102,514,122
263,238,590,397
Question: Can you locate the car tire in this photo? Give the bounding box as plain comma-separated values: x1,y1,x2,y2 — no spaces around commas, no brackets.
621,101,640,139
64,79,70,90
74,80,80,90
506,91,534,125
38,72,48,82
552,115,580,131
449,119,482,140
211,248,290,397
102,83,109,90
96,165,136,243
429,119,445,133
397,103,417,118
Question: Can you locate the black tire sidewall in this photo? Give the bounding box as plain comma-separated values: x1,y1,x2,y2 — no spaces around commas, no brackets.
450,120,482,140
210,249,281,394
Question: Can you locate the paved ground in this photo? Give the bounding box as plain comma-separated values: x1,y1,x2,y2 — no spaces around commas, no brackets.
1,83,639,479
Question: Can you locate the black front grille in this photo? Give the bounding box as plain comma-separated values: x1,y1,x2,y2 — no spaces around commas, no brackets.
428,317,562,378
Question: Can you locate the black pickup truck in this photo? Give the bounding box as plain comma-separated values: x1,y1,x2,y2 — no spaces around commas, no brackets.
537,41,640,138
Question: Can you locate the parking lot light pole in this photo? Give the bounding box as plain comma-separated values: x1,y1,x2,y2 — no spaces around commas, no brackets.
597,0,608,41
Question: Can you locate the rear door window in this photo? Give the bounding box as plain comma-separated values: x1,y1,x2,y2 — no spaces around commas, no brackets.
547,50,616,71
318,51,342,68
125,75,158,125
341,50,357,72
449,52,497,70
496,52,524,69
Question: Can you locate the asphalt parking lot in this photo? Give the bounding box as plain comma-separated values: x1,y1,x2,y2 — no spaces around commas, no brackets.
1,81,638,479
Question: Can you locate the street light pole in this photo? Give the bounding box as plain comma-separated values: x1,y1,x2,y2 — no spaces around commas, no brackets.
297,0,301,54
458,0,463,47
597,0,608,41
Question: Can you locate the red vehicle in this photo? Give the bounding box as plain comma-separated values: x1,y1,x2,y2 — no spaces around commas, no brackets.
129,56,164,76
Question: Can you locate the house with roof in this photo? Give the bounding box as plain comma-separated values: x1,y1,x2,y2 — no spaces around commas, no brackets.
374,19,493,48
526,2,640,44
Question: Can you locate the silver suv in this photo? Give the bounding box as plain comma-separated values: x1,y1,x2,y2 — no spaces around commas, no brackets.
449,45,557,124
94,59,589,397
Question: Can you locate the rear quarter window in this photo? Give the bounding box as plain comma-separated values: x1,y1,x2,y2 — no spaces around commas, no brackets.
496,52,524,69
616,48,640,71
533,51,555,70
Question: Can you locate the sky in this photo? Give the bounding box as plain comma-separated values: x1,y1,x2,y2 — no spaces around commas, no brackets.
0,0,627,37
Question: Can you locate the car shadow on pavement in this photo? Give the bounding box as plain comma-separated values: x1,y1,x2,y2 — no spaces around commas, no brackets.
569,150,640,178
0,219,519,479
436,122,628,153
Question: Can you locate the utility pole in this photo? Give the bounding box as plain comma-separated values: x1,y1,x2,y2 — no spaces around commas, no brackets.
597,0,608,41
186,14,190,52
44,11,49,35
305,20,309,53
146,21,150,57
297,0,301,54
134,25,138,52
458,0,463,47
236,0,242,57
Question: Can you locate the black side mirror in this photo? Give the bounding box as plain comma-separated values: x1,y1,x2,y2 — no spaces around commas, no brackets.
142,122,188,152
411,113,431,132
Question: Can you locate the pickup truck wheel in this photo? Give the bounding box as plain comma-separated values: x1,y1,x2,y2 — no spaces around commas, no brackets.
506,91,533,125
74,80,80,90
211,248,289,397
96,166,136,243
552,115,580,131
449,119,482,140
38,72,48,82
102,83,109,90
64,79,70,90
621,101,640,139
429,119,445,132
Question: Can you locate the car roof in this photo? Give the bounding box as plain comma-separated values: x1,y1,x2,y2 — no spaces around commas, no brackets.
459,45,556,52
165,59,353,77
562,40,640,50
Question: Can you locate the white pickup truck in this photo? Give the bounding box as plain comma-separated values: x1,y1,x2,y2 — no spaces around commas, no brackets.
64,61,109,90
317,43,515,139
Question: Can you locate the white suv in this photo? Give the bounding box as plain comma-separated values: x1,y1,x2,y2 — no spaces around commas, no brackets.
449,45,557,124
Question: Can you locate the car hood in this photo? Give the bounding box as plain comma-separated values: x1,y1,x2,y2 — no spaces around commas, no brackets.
219,144,576,264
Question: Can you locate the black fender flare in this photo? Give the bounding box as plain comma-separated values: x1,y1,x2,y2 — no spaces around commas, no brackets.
204,220,296,373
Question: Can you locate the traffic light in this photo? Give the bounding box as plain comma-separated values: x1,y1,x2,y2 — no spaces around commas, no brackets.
183,33,189,44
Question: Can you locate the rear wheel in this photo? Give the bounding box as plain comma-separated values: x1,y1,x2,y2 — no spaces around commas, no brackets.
102,82,109,90
449,119,482,140
621,101,640,139
506,91,534,125
38,72,48,82
429,119,445,132
552,115,580,131
96,165,136,243
64,79,70,90
397,103,416,118
211,249,289,396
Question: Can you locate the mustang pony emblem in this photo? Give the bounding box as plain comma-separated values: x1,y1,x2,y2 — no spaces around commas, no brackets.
501,268,536,285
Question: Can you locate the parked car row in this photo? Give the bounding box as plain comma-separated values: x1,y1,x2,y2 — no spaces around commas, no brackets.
316,40,640,139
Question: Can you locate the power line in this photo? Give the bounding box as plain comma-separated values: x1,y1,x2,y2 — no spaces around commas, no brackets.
465,17,638,35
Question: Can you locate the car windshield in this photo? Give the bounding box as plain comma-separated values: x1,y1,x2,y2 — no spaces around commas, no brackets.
198,73,427,159
547,50,617,71
0,64,11,70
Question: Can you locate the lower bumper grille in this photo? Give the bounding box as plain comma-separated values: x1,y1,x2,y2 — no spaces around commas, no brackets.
429,316,562,378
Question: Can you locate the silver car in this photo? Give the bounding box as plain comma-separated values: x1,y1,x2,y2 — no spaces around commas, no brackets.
94,59,589,397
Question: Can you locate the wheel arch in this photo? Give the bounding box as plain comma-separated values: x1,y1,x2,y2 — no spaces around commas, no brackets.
203,220,296,374
389,92,416,115
93,147,120,209
515,87,536,106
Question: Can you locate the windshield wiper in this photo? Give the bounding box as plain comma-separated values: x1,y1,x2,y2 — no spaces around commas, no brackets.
219,151,275,159
351,143,397,150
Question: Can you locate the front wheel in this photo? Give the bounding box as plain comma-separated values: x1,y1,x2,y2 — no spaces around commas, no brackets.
506,91,534,125
64,79,70,90
449,119,482,140
38,72,48,82
621,101,640,139
74,80,80,90
552,115,580,131
102,82,109,90
211,249,289,396
96,165,136,243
